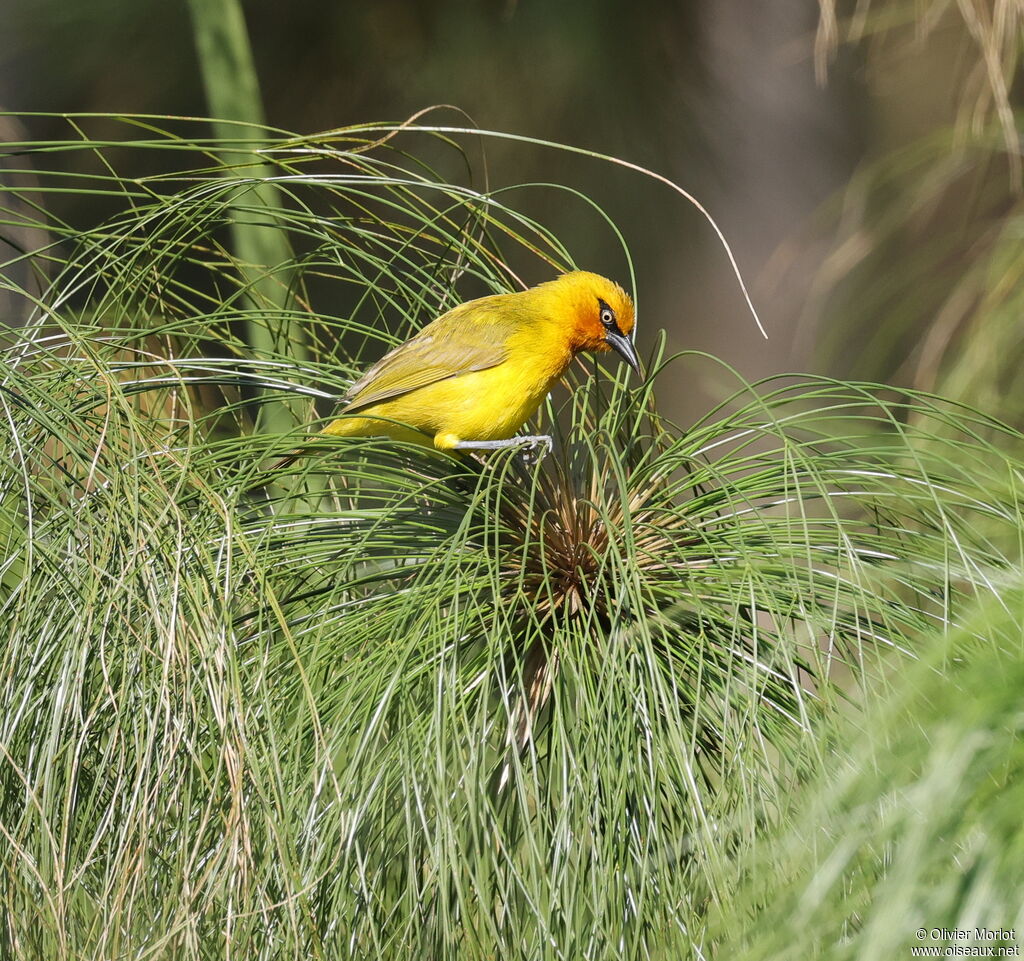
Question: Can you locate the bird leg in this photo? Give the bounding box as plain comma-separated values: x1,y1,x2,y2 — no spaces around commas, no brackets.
451,435,553,463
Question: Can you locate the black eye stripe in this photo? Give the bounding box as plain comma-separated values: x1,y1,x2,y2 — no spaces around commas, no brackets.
597,297,621,334
598,298,615,326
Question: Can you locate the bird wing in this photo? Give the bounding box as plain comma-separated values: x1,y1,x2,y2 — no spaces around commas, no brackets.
337,297,525,416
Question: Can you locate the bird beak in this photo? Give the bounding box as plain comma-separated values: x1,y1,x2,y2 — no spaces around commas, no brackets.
605,329,643,378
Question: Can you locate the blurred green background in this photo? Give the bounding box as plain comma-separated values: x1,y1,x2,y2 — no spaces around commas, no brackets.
9,0,1014,424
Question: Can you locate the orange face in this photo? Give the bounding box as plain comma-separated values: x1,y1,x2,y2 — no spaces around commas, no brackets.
553,271,640,374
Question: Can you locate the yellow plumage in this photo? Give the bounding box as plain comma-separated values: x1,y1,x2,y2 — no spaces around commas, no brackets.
298,270,639,456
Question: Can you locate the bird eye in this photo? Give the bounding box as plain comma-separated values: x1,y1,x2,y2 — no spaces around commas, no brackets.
600,307,615,328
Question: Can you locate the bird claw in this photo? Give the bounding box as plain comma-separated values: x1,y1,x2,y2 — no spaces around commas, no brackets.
518,435,552,466
451,434,553,462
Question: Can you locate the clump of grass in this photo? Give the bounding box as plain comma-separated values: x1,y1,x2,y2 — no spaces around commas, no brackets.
2,115,1023,959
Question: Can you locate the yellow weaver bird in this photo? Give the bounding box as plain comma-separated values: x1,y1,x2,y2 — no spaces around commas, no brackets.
278,270,640,463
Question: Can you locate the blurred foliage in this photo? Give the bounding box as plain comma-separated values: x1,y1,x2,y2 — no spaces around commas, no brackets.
186,0,304,433
713,577,1024,959
0,0,710,305
812,0,1024,431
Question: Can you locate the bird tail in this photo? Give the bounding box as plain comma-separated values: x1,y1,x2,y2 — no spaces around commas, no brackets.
265,418,360,473
265,446,311,473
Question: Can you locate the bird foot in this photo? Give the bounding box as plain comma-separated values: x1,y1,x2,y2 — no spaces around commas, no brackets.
517,435,552,466
452,434,553,464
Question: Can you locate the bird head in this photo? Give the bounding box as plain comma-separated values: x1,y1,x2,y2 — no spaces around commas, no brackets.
540,271,641,377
